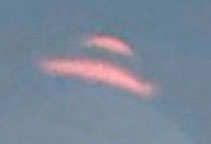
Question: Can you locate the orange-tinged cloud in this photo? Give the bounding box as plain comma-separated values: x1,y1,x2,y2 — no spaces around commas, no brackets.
84,34,133,57
41,58,155,98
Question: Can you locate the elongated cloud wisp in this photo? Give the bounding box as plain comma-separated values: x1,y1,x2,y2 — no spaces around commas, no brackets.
41,58,155,98
83,34,133,57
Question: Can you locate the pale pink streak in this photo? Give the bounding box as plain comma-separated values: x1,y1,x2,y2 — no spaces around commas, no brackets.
41,58,155,98
84,34,133,57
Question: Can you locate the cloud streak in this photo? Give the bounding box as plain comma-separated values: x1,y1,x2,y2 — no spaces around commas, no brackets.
83,34,133,57
41,58,155,98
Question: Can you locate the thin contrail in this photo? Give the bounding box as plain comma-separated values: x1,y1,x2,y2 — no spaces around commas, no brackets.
41,57,155,98
83,34,133,57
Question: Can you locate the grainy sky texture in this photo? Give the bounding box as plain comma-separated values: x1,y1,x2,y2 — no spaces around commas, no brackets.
0,0,211,144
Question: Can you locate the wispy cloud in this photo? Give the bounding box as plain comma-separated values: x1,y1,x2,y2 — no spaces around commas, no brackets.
41,57,156,98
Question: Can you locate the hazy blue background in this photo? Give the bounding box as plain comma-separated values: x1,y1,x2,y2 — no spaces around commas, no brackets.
0,0,210,143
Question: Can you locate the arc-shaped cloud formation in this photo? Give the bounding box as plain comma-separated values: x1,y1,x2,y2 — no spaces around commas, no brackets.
83,34,133,57
41,58,155,98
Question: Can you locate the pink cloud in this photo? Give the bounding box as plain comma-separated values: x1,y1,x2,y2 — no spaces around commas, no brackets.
83,34,134,57
41,57,156,99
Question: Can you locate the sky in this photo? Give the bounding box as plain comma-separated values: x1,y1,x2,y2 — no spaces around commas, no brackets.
0,0,211,143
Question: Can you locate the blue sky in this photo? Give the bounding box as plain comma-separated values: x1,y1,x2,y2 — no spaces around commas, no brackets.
0,0,210,143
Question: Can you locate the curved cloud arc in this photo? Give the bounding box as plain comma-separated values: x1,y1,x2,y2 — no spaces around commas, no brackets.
41,58,155,99
83,34,134,57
